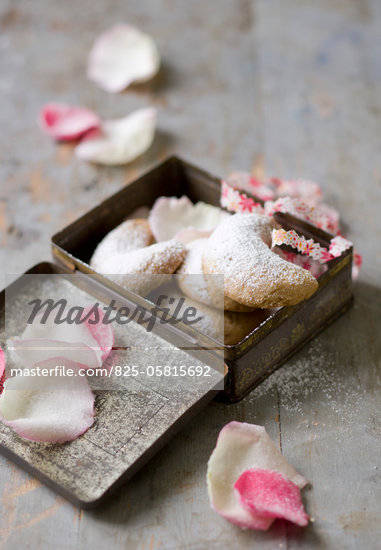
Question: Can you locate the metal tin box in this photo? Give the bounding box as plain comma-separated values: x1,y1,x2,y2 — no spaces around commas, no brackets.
0,156,353,508
51,156,354,402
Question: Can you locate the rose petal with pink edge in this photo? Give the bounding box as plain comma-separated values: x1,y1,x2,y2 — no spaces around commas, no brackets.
0,357,95,443
82,306,114,361
8,338,101,371
8,312,103,368
87,23,160,93
234,468,309,527
39,103,100,141
75,107,156,166
0,347,5,395
207,421,308,530
149,196,230,242
274,248,327,279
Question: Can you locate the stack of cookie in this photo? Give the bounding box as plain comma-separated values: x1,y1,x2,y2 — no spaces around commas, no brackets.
90,197,318,344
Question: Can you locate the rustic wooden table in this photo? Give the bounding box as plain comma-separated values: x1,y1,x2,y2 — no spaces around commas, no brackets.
0,1,380,548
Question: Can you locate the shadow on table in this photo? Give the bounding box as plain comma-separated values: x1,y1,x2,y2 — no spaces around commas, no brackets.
123,59,180,97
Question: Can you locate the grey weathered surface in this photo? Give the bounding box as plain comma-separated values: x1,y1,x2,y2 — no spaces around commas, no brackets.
0,0,380,549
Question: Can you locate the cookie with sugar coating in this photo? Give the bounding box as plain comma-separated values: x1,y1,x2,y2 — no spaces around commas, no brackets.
96,239,186,295
90,218,154,271
177,238,255,312
202,213,318,308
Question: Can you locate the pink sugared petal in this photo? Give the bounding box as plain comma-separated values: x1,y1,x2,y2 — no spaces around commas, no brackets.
149,196,230,242
8,312,103,369
82,306,114,361
207,421,307,530
0,358,95,443
234,468,309,527
39,103,100,141
75,107,156,165
87,23,160,93
274,248,327,279
8,338,101,370
0,347,5,395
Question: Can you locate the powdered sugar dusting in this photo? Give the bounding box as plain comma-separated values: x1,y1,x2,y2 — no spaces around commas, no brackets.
98,239,186,275
90,219,154,271
177,239,252,312
202,214,318,308
96,239,186,296
247,338,363,423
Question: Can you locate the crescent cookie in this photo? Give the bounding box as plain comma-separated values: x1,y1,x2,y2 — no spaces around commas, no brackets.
97,239,186,296
177,239,255,312
90,219,154,271
202,213,318,308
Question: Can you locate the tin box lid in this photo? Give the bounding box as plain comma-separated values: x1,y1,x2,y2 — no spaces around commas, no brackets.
0,261,225,508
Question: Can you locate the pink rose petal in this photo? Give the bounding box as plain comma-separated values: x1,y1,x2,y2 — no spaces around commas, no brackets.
87,23,160,93
83,306,114,361
75,107,156,166
8,338,101,371
234,468,309,527
149,196,230,242
39,103,100,141
8,312,103,369
274,248,327,279
0,357,95,443
207,421,308,530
